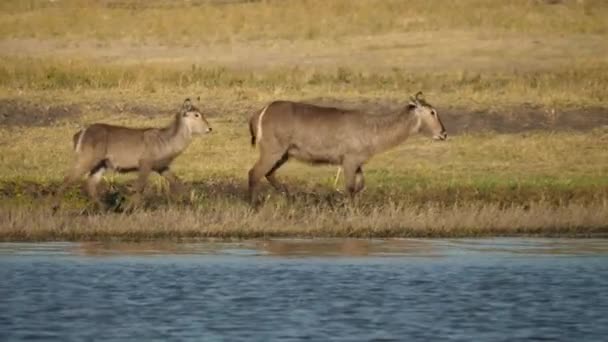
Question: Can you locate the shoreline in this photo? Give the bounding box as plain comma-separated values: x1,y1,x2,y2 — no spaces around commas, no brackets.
2,199,607,242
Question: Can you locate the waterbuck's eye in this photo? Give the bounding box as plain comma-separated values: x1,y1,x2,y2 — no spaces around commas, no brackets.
195,113,200,118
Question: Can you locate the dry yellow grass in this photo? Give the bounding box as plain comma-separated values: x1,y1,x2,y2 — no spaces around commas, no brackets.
1,200,607,241
1,56,607,108
1,0,607,43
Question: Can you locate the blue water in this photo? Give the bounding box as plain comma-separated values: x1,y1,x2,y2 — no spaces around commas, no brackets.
1,239,608,341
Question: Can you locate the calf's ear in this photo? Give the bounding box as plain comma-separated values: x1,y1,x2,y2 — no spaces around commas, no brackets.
182,98,193,110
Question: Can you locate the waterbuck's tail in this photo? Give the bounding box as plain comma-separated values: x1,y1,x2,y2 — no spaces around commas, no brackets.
249,104,270,148
72,129,83,152
249,116,256,147
72,128,88,153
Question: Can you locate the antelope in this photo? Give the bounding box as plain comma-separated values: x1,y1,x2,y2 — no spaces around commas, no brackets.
53,98,212,210
247,92,446,204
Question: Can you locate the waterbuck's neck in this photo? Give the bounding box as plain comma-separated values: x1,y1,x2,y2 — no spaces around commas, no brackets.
158,114,193,153
363,106,420,154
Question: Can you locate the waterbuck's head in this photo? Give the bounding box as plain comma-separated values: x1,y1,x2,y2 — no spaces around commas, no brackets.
408,92,447,141
180,97,212,135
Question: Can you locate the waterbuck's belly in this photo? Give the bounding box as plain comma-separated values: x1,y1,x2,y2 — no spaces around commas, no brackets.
287,145,341,165
105,154,139,172
106,154,175,173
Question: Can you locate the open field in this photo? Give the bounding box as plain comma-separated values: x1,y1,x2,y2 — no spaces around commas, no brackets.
0,0,607,240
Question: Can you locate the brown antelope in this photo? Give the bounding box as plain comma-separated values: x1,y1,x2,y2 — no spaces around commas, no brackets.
247,92,446,204
54,98,212,209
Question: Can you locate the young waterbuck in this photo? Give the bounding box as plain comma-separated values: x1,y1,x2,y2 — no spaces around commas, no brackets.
54,98,212,209
247,92,447,204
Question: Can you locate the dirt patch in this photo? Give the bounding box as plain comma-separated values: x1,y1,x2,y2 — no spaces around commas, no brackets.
92,101,172,118
0,99,80,127
440,106,608,135
308,97,608,134
2,97,607,133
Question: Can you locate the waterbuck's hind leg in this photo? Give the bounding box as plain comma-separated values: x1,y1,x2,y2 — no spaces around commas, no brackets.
265,153,289,195
248,151,287,205
86,165,107,210
53,157,97,212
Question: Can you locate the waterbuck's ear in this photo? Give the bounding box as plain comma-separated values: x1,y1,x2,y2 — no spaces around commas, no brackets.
409,91,424,108
182,98,193,110
408,93,419,107
181,98,193,116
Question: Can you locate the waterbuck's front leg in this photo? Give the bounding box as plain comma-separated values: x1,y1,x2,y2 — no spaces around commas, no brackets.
129,159,153,206
333,167,342,190
160,168,185,196
354,166,365,193
342,159,365,198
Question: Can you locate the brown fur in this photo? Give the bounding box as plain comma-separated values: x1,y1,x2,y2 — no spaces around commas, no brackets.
54,98,212,209
247,92,447,204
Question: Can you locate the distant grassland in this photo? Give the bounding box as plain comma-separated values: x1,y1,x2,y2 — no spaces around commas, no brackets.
1,0,607,108
1,57,607,108
1,0,607,43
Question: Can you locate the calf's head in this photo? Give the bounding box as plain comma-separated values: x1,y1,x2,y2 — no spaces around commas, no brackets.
180,98,212,135
408,92,447,141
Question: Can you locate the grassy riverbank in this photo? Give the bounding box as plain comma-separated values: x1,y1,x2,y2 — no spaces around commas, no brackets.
1,124,607,240
1,0,607,240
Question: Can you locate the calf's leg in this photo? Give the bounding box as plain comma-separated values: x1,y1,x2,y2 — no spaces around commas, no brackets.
53,157,97,211
86,166,106,209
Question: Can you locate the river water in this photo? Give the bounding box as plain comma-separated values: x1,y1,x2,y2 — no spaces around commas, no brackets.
1,239,607,341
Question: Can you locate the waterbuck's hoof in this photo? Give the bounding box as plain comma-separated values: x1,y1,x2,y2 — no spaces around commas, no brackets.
103,191,126,212
120,193,144,212
122,201,141,213
170,182,186,195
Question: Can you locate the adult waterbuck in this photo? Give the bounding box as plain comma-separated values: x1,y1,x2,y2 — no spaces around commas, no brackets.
54,98,212,210
247,92,446,204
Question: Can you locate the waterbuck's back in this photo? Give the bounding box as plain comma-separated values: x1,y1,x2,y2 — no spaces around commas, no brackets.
78,123,150,170
259,101,373,164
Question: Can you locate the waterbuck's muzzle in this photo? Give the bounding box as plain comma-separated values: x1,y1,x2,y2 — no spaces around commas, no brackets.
434,131,447,141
